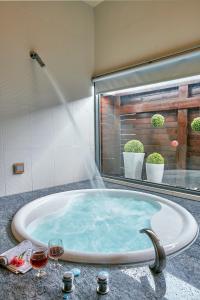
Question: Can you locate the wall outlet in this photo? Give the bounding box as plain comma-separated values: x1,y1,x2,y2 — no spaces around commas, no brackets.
13,163,24,174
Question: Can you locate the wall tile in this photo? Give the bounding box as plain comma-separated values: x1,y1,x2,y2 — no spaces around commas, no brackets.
30,107,54,148
2,106,31,151
54,146,76,186
0,1,94,196
87,98,95,148
5,149,32,195
73,98,91,146
52,104,76,148
32,148,55,190
0,127,6,197
73,146,96,183
0,98,94,196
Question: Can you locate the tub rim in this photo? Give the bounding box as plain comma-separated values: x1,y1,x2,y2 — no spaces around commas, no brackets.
11,188,199,265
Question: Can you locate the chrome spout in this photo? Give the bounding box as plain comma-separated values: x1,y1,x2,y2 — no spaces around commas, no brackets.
140,228,166,273
30,51,45,67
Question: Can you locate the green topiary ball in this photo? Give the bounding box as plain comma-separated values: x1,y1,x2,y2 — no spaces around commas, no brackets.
151,114,165,128
191,117,200,132
124,139,144,153
146,152,164,164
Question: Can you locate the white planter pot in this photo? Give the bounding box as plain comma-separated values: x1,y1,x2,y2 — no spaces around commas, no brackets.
146,163,164,183
123,152,145,180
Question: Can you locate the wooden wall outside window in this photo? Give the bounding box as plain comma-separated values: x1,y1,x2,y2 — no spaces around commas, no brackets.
100,82,200,177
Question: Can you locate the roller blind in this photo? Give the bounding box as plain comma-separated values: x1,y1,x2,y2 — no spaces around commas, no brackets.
93,49,200,94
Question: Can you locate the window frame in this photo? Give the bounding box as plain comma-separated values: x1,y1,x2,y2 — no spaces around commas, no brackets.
94,85,200,200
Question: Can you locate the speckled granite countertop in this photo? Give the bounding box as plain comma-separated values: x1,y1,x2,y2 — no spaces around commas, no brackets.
0,181,200,300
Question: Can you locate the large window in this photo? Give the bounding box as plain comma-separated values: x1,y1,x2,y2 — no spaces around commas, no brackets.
94,50,200,194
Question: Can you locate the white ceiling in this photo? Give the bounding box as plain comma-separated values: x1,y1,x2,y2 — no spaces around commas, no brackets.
83,1,104,7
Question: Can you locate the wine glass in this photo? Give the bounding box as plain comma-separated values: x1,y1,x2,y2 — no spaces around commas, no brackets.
48,239,64,269
29,247,48,278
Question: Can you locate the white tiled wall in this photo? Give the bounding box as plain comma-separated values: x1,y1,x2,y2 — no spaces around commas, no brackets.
31,147,55,190
0,97,95,196
0,2,95,196
5,149,33,195
0,126,6,197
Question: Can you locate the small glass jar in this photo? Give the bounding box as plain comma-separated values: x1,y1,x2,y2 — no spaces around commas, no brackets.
62,271,74,293
96,272,109,295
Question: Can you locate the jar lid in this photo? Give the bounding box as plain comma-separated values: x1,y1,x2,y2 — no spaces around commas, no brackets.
98,271,109,277
63,271,74,280
97,273,108,282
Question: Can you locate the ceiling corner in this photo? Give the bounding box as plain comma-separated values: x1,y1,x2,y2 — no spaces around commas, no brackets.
83,1,104,8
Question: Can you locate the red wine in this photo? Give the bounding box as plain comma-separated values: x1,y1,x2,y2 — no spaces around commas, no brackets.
49,246,64,259
30,251,48,269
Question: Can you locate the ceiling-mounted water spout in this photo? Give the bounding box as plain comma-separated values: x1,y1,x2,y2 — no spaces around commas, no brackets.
30,50,45,67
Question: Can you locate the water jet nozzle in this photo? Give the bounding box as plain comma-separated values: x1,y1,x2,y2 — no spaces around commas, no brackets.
30,50,45,67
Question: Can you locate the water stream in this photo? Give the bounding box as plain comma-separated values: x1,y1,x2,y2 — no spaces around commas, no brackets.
43,68,105,190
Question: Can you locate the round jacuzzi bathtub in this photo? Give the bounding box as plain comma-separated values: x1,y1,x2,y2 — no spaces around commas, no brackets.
11,189,198,265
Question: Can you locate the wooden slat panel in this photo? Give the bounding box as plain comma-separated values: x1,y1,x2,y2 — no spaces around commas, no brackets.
187,107,200,169
120,96,200,114
101,85,200,176
120,88,178,104
188,147,200,154
176,109,188,169
121,121,178,128
121,111,177,118
120,115,176,124
120,128,178,135
188,137,200,145
121,138,175,145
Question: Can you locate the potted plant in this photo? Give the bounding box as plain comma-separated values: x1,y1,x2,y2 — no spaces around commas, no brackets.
146,152,164,183
123,139,145,180
191,117,200,132
151,114,165,128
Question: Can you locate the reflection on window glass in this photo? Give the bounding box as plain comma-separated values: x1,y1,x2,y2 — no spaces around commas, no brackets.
99,78,200,191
